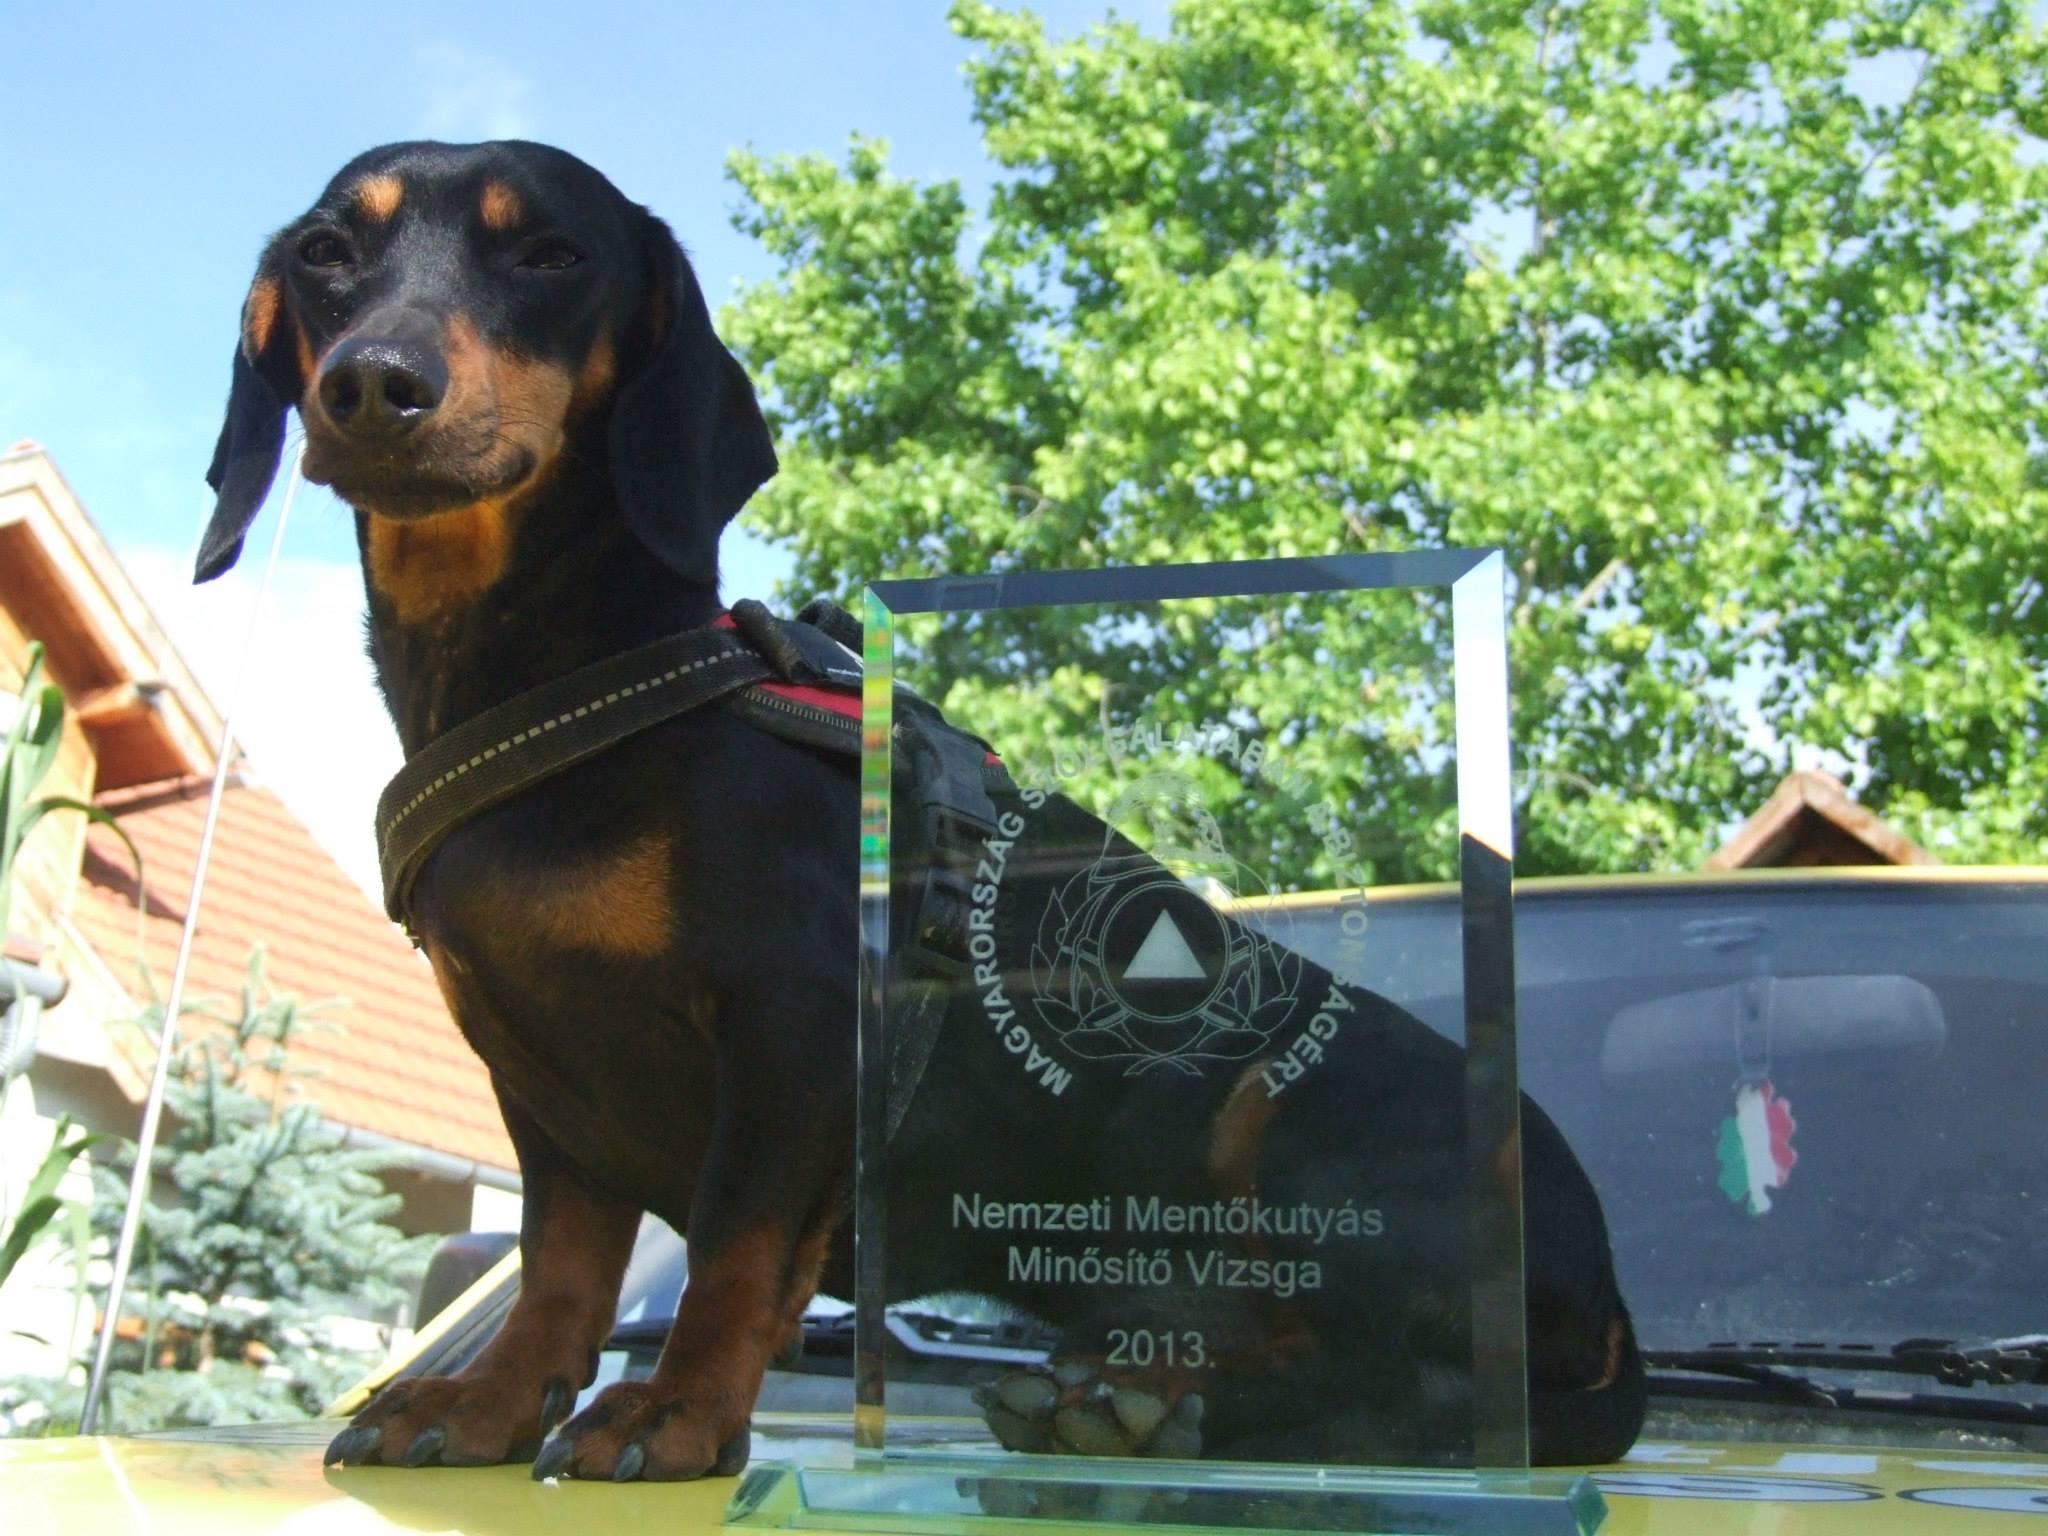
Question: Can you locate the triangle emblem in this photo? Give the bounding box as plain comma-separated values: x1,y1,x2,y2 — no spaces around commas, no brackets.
1122,910,1208,981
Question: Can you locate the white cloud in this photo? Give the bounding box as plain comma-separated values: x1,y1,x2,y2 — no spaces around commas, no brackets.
413,41,537,142
124,544,399,903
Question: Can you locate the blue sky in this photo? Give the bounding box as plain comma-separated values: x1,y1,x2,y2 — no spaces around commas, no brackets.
1,1,1163,891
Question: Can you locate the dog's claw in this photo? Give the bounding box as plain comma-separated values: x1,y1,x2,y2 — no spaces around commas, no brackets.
540,1378,573,1433
712,1426,752,1477
401,1426,446,1468
612,1442,647,1482
532,1434,577,1482
324,1424,381,1467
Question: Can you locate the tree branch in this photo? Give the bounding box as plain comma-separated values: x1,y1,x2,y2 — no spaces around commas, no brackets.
1529,4,1561,396
1572,556,1626,612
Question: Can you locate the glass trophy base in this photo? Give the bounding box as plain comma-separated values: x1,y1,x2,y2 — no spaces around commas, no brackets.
728,1454,1607,1536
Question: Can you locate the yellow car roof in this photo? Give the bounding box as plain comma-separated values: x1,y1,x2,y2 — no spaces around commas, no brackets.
4,1420,2045,1535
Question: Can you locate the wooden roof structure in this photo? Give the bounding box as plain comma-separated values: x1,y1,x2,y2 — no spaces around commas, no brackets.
1705,769,1935,871
3,441,513,1176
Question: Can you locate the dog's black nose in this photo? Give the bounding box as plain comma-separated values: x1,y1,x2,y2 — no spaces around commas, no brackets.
318,335,447,439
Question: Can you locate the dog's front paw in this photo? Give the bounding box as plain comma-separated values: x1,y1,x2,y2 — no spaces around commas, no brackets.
531,1379,751,1482
974,1361,1205,1459
325,1372,577,1468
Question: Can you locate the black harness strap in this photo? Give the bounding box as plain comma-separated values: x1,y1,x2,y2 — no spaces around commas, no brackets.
373,593,1009,1143
376,604,859,930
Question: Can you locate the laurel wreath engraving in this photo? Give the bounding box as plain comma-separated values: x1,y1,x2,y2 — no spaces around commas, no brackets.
1029,867,1302,1077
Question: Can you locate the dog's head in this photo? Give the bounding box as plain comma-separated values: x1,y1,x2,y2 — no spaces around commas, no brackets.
197,140,775,585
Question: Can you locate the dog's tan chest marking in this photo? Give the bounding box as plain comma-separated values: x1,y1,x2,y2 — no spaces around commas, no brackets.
365,501,517,624
513,831,674,958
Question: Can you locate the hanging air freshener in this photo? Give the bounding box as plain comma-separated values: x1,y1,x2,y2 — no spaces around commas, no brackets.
1710,966,1798,1215
1716,1079,1797,1215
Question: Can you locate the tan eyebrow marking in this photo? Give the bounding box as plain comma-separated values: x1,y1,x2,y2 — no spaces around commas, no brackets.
353,173,404,223
480,180,523,231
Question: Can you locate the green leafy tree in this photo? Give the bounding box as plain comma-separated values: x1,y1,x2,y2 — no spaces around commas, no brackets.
725,0,2048,880
3,954,428,1434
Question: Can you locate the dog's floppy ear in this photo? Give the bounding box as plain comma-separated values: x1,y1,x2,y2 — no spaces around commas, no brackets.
608,214,777,580
196,259,298,584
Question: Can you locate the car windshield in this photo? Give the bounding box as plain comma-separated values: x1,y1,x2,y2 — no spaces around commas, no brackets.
604,873,2045,1415
1297,875,2048,1354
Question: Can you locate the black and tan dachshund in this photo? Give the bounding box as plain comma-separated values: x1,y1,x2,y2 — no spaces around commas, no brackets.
198,140,1644,1480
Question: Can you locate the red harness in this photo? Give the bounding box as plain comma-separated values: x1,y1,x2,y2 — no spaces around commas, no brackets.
712,612,862,722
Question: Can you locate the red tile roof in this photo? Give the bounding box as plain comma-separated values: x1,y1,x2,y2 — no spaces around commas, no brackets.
69,772,515,1173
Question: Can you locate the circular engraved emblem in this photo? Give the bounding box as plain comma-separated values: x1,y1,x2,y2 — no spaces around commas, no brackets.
1027,771,1303,1076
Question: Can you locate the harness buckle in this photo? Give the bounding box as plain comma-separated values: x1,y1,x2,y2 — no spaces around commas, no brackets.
896,700,1006,979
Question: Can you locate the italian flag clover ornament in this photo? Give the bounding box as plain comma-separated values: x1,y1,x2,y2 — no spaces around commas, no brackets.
1716,1080,1797,1216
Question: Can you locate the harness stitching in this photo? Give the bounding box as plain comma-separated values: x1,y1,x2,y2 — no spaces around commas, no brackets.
377,646,752,858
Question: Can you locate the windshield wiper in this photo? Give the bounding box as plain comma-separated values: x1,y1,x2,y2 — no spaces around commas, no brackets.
1890,1334,2048,1388
1650,1334,2048,1391
1646,1336,2048,1429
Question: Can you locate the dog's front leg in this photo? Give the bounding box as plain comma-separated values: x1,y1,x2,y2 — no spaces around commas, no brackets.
534,1001,851,1483
326,1097,640,1468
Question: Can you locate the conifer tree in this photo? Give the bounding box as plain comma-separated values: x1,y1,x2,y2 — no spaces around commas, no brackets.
4,953,428,1433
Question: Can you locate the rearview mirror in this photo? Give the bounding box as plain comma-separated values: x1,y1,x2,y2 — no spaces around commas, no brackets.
1601,974,1946,1078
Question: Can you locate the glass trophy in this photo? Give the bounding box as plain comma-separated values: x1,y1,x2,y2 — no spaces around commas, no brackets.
730,552,1605,1535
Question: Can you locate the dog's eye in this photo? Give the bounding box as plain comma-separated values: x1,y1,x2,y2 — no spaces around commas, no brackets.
298,232,351,268
518,240,584,271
